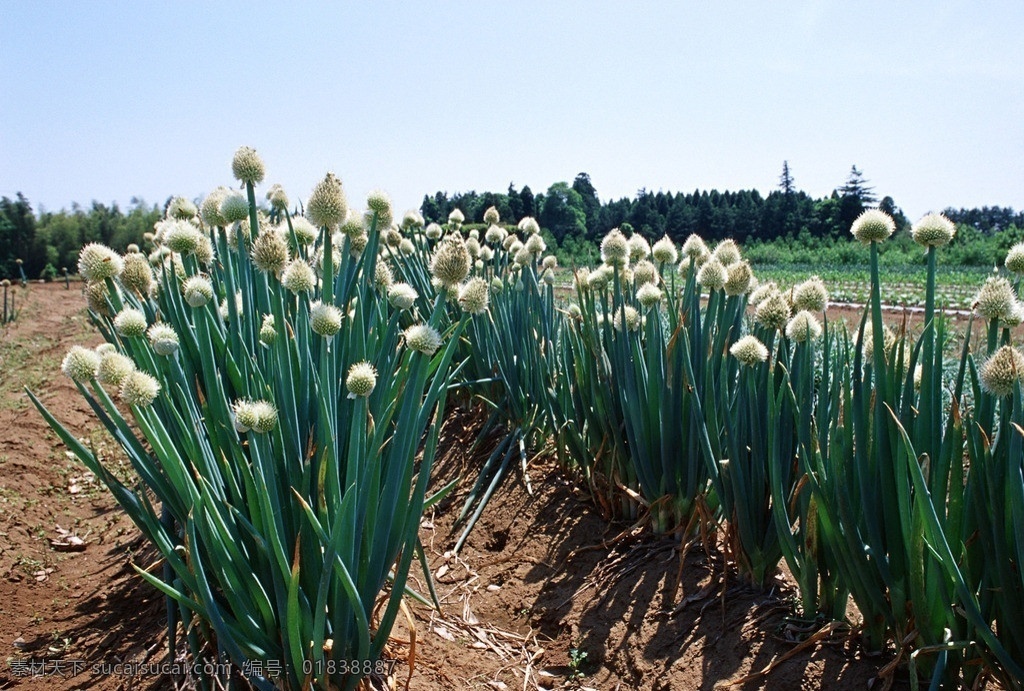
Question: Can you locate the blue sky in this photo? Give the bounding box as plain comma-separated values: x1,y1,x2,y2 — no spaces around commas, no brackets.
2,1,1022,222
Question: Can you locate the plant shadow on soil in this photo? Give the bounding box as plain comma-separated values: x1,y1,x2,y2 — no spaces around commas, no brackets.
11,538,169,691
410,403,909,690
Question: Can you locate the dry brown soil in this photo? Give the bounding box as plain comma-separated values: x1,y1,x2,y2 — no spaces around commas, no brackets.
0,283,932,689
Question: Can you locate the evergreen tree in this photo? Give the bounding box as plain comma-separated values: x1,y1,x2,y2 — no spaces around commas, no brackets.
0,194,37,278
779,161,795,195
839,165,877,206
519,185,536,219
506,183,523,221
572,172,601,237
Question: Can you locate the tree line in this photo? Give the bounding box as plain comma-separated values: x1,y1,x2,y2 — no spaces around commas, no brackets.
2,163,1022,281
420,164,1023,265
0,194,162,280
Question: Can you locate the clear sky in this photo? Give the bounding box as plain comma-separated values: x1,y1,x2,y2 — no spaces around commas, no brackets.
2,1,1022,222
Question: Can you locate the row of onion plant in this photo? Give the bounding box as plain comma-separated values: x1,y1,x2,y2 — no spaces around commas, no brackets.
36,148,480,690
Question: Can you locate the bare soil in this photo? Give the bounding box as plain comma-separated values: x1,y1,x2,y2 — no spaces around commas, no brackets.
0,283,923,689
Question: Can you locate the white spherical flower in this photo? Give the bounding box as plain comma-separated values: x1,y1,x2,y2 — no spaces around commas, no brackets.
542,255,558,271
147,323,180,356
121,252,154,295
61,346,100,382
113,308,148,338
793,276,829,312
979,346,1024,397
425,223,443,240
347,232,368,259
97,351,136,388
120,370,161,407
754,290,791,331
220,192,250,225
201,186,231,227
724,261,754,296
681,234,709,262
730,335,769,367
281,259,316,294
232,146,265,185
251,229,290,274
485,224,507,245
749,281,778,306
374,262,394,293
448,208,466,227
290,216,319,246
628,234,651,263
518,217,541,235
166,196,198,221
265,184,289,211
339,211,364,238
911,212,956,248
711,240,741,267
307,172,348,229
514,246,533,267
402,210,425,230
637,282,664,309
193,235,214,266
483,206,500,226
785,310,823,343
309,300,343,338
601,229,629,266
252,401,278,433
430,233,471,289
613,305,642,332
851,209,896,244
388,282,418,311
234,399,277,433
183,275,214,307
404,324,443,356
78,243,124,282
525,233,546,256
86,280,117,317
399,238,416,256
366,189,394,228
652,236,678,265
459,277,490,315
587,265,613,290
1005,301,1024,328
633,259,658,287
1005,243,1024,275
232,399,258,432
697,257,727,291
346,361,378,398
975,277,1017,321
259,314,277,346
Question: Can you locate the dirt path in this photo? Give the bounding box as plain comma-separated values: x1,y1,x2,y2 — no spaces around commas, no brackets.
0,283,166,690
